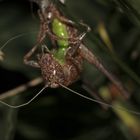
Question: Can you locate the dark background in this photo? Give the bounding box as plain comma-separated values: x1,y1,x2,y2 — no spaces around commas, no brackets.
0,0,140,140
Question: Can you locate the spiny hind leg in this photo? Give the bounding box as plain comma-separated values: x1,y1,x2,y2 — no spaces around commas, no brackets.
79,44,129,98
58,17,91,56
58,16,91,40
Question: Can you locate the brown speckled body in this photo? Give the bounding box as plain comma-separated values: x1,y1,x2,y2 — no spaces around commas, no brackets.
36,3,84,88
38,49,83,88
23,1,84,89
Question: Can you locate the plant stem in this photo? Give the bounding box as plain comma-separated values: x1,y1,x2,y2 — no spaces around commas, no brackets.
0,77,43,100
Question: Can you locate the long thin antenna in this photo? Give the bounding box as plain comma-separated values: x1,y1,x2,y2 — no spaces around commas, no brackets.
0,85,47,109
59,83,140,116
0,32,37,51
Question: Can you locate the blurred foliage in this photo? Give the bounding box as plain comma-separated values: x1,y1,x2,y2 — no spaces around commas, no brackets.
0,0,140,140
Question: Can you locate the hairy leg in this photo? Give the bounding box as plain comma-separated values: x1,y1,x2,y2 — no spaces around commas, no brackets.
79,44,129,98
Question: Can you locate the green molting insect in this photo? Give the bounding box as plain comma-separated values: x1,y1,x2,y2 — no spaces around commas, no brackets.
52,18,69,47
23,1,129,98
52,18,69,64
53,48,66,64
0,0,132,112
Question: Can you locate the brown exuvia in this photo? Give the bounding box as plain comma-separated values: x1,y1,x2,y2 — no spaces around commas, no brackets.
24,0,129,98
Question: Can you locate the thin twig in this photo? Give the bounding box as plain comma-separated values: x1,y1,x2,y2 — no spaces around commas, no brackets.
0,77,43,100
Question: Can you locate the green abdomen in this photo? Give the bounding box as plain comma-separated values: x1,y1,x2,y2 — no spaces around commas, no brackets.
52,18,69,64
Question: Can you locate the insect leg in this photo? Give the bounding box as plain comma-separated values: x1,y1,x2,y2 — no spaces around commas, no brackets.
23,38,41,68
69,22,91,55
38,10,68,43
58,14,91,36
65,21,90,56
79,44,129,98
24,11,47,67
78,21,91,39
41,44,50,54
